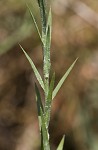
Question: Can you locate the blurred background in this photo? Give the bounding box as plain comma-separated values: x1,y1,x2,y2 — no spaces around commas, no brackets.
0,0,98,150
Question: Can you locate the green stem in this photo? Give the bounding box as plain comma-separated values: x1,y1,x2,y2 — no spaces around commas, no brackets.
38,0,50,113
38,0,50,149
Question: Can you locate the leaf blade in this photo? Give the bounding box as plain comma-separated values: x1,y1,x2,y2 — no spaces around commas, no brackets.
37,0,47,35
45,72,55,126
52,58,78,99
35,83,44,131
47,72,55,104
35,83,50,149
26,4,42,43
45,7,52,50
19,44,45,90
57,135,65,150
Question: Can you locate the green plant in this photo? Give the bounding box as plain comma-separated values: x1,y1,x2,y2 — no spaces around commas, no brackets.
20,0,78,149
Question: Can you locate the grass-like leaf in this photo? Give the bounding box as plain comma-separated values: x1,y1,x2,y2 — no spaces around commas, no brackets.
45,73,55,126
57,135,65,150
45,7,52,49
19,44,45,90
47,72,55,105
26,4,43,43
35,83,50,149
52,58,78,99
37,0,47,35
35,83,44,131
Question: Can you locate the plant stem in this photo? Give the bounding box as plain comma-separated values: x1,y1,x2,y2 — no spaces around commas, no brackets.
38,0,51,114
38,0,51,149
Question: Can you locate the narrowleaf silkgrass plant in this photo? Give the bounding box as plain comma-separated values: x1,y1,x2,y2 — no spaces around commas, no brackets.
20,0,78,149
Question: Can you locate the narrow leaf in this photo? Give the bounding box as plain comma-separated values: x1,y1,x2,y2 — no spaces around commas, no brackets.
37,0,47,34
57,135,65,150
47,72,55,104
26,4,42,43
19,44,45,90
35,83,44,113
35,83,44,131
35,84,50,149
45,73,55,126
52,58,78,99
45,7,52,49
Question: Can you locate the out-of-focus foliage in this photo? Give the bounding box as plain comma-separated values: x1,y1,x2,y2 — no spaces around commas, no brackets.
0,0,40,55
50,0,98,150
0,0,98,150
